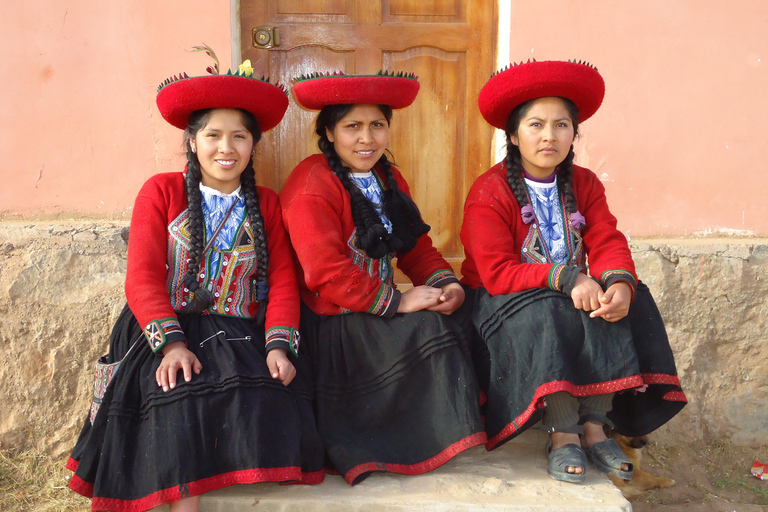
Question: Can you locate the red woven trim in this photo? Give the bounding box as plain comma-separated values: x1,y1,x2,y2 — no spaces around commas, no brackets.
343,432,487,485
485,375,644,450
279,470,325,486
65,456,79,472
78,466,309,511
68,472,94,499
643,373,681,386
663,390,688,403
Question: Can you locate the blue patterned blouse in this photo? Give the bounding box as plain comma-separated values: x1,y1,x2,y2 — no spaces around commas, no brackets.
524,177,569,264
349,171,393,233
200,184,247,275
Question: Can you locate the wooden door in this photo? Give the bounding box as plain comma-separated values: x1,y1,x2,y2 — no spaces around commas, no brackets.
239,0,497,271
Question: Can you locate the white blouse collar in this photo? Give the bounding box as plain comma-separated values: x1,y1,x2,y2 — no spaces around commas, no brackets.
199,183,243,198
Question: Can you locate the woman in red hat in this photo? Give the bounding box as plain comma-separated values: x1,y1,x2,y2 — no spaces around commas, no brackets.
461,60,686,483
67,51,323,511
280,72,486,485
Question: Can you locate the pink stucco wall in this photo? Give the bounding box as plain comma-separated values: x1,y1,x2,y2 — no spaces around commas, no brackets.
2,1,766,236
506,1,768,236
0,1,231,218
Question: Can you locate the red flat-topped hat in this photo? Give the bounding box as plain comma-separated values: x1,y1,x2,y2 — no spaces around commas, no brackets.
478,59,605,129
292,71,420,110
156,45,288,131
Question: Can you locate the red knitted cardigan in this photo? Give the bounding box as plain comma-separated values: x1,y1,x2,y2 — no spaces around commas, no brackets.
460,162,637,295
125,171,301,355
280,153,457,317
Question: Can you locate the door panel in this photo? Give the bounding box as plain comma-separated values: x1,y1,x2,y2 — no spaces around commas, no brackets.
384,0,465,21
240,0,496,272
383,48,466,255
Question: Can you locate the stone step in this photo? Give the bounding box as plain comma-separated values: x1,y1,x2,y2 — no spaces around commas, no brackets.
154,429,631,511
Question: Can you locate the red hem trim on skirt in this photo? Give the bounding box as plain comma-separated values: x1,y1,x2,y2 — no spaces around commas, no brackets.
66,456,79,472
67,465,323,511
343,431,487,485
662,390,687,402
643,373,681,386
486,375,646,450
69,471,94,499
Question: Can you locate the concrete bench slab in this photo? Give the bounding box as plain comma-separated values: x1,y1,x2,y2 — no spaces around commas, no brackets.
154,429,630,511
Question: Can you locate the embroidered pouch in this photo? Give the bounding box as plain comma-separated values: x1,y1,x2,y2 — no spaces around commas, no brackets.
88,335,142,424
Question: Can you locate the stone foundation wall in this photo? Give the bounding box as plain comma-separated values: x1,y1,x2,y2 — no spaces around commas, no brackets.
0,222,765,456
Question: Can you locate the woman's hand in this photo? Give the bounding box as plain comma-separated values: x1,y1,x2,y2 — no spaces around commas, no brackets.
266,348,296,386
156,341,202,392
589,281,632,322
397,285,442,313
428,282,466,315
570,273,604,312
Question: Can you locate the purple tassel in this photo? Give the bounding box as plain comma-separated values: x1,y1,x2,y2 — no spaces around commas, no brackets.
521,204,535,224
257,280,270,302
570,211,586,230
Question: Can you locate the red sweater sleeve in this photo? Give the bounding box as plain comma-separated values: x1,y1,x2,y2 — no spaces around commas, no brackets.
125,173,188,352
281,156,400,316
460,165,561,295
259,187,302,356
461,164,637,297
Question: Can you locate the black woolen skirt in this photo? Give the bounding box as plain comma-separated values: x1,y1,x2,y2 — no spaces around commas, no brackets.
300,299,486,485
473,282,686,450
68,305,324,511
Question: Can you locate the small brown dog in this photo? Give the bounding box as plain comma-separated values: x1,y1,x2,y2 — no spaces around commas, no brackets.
607,432,675,499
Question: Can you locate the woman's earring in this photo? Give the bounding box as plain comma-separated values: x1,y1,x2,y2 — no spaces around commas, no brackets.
191,145,196,154
251,149,256,156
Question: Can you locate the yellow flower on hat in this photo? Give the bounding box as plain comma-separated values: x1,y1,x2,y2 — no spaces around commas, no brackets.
238,60,254,77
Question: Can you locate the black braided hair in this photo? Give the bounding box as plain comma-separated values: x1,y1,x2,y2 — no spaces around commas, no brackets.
181,108,269,323
239,165,270,325
378,151,430,253
504,97,580,215
315,104,430,259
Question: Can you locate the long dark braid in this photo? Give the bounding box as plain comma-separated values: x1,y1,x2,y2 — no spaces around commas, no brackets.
317,132,390,258
182,131,214,313
181,108,268,321
379,152,430,253
239,165,270,325
315,104,430,259
504,97,580,216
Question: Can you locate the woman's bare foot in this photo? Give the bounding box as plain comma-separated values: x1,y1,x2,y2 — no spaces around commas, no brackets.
550,432,583,474
582,422,631,472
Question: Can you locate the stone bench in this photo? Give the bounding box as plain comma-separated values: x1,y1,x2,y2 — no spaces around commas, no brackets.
153,429,630,511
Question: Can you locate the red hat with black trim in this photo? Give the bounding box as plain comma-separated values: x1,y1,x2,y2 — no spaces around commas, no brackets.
291,71,420,110
156,45,288,131
478,59,605,129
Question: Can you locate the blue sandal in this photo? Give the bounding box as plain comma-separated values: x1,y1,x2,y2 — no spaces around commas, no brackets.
585,438,634,479
546,440,587,483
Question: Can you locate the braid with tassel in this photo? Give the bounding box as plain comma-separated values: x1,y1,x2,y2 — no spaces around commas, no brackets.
378,152,430,254
240,165,270,325
318,133,391,259
182,141,215,313
315,104,430,259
